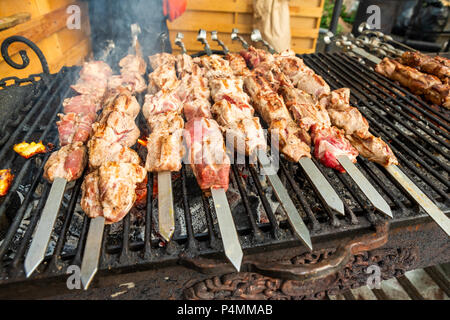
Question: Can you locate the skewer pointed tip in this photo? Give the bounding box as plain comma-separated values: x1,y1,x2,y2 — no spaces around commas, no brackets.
81,267,98,290
24,256,42,278
226,248,243,272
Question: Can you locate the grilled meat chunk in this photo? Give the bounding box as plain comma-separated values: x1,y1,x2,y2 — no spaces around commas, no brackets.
148,61,180,94
280,85,331,130
270,118,311,162
81,161,146,224
346,134,398,167
226,53,249,77
57,112,97,146
142,91,183,121
311,125,359,173
401,51,450,80
43,142,87,182
184,118,230,191
63,95,100,115
375,57,450,109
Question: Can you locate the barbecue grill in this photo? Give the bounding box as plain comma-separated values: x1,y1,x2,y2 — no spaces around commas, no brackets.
0,33,448,300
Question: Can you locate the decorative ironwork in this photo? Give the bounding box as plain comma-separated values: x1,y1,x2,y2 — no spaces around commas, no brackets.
1,35,50,75
184,246,418,300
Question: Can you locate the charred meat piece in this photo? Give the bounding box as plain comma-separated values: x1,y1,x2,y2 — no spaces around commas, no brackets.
194,55,234,79
226,53,249,77
119,54,147,75
240,46,275,69
81,161,146,224
270,118,311,162
311,125,359,173
209,78,251,106
375,57,450,109
43,142,87,182
346,134,398,167
184,118,230,191
280,85,331,131
401,51,450,80
57,112,97,146
149,53,176,70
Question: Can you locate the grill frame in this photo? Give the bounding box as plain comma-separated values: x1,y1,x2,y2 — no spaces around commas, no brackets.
0,42,448,296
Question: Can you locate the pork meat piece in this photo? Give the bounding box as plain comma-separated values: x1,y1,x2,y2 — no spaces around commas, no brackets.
226,53,249,77
311,125,359,173
81,161,146,224
43,142,87,182
220,117,267,156
184,118,230,191
149,53,176,70
119,54,147,75
63,95,100,114
346,134,398,167
148,62,180,94
57,112,97,146
280,85,331,131
145,129,185,172
269,118,311,162
142,91,182,121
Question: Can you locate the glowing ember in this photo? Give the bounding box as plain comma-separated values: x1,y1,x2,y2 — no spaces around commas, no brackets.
0,169,14,196
13,141,47,159
137,138,148,147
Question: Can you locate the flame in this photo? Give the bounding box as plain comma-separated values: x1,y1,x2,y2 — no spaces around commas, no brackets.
13,141,47,159
137,138,148,147
0,169,14,197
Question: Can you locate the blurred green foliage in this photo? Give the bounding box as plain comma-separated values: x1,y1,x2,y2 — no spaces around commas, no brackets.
320,0,357,34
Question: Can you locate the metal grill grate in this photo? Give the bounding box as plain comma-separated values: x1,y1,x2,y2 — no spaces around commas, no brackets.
0,52,448,286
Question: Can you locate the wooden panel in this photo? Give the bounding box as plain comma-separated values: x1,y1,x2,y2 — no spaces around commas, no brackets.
168,0,325,54
0,0,91,79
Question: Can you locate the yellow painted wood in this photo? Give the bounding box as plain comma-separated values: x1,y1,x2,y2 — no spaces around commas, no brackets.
0,0,91,79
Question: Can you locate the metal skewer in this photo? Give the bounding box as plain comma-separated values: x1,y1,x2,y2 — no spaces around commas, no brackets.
251,29,276,54
257,151,312,249
196,29,243,271
385,165,449,236
197,29,212,56
211,31,229,54
231,28,249,49
80,216,105,289
212,31,312,248
175,32,187,54
24,177,67,276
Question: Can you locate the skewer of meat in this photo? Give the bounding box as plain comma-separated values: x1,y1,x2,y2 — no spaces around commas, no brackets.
246,38,449,234
171,32,243,270
142,51,184,242
400,51,450,81
79,49,147,289
207,31,312,249
239,37,394,218
24,60,114,278
375,57,450,110
230,32,345,216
